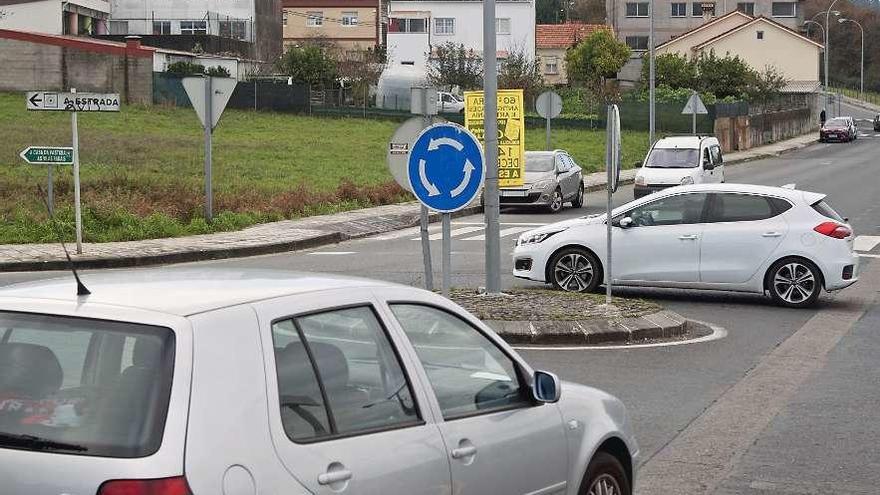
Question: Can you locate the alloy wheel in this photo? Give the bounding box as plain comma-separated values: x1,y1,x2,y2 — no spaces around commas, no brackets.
554,253,594,292
772,262,816,304
549,190,563,212
587,474,622,495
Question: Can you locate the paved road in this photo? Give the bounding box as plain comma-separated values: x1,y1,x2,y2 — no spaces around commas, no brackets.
2,102,877,493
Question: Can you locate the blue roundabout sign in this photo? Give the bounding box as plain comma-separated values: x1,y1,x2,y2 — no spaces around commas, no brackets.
407,123,485,213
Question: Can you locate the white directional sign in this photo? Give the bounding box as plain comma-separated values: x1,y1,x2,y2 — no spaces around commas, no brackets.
26,92,120,112
681,93,708,115
182,77,237,130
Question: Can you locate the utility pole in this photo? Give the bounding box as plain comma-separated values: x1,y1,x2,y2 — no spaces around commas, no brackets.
483,0,501,294
648,0,656,145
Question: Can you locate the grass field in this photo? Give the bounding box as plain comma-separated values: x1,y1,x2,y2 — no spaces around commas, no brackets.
0,92,649,244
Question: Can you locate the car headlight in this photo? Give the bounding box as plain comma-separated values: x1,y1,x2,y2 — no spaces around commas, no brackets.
530,179,555,191
680,176,694,185
518,228,567,245
635,174,646,186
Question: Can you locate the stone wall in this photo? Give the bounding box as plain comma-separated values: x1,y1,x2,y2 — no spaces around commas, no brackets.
714,94,819,152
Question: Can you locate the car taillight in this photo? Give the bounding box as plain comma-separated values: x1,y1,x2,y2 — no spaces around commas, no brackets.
98,476,192,495
814,222,852,239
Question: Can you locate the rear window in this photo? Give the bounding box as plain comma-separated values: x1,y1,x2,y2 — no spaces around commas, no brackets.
0,313,174,458
525,154,555,172
645,147,699,168
811,200,845,222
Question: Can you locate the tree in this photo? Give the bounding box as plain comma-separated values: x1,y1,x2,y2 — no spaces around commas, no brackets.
499,47,545,103
746,65,788,110
336,47,386,105
694,51,753,99
166,61,205,77
565,29,630,98
277,43,337,85
205,66,231,78
427,42,483,91
640,53,697,89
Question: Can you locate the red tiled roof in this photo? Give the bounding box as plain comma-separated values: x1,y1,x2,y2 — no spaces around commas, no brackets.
536,22,609,49
0,29,154,58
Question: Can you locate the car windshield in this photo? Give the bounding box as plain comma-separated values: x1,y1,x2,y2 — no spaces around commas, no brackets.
825,119,847,129
645,147,700,168
0,313,174,458
525,154,556,172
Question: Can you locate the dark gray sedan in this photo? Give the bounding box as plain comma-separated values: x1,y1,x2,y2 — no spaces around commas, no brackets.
498,150,585,213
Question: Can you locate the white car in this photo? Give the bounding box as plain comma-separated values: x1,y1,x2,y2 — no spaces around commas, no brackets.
513,183,859,308
0,269,639,495
633,136,725,199
437,91,465,113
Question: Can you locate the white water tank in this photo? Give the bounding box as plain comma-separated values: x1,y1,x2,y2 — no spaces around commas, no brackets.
376,65,427,111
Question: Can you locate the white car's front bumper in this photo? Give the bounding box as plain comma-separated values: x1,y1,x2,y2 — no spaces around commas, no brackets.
512,241,554,283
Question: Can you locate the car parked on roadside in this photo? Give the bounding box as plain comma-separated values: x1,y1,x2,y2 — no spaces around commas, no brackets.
0,269,639,495
820,117,855,142
633,136,724,199
437,91,465,113
513,183,858,308
497,150,585,213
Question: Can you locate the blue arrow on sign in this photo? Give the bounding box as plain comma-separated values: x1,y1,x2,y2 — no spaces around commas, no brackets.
407,123,485,213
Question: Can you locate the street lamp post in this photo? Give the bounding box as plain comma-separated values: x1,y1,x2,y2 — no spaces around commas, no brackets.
804,20,826,88
824,0,840,113
839,18,864,101
648,0,655,145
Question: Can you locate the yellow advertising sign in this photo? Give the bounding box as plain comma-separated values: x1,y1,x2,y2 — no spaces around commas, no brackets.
463,89,525,188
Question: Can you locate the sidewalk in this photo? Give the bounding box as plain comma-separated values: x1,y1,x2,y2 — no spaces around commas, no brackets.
0,132,818,271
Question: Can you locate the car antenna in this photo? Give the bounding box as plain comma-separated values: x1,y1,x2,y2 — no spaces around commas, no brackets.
36,185,90,296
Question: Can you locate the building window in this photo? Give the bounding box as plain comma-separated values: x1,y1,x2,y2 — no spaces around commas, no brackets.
736,2,755,15
219,20,247,40
307,11,323,27
771,2,796,17
389,17,426,33
626,2,649,17
180,20,207,35
153,20,171,35
282,11,288,26
671,3,687,17
434,17,455,35
693,2,715,16
625,35,649,51
756,30,764,39
109,20,129,35
544,56,559,74
342,11,358,26
496,17,511,34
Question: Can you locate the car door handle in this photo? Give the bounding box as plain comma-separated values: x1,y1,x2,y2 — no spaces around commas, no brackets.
451,445,477,459
318,468,353,486
762,232,783,238
678,235,699,240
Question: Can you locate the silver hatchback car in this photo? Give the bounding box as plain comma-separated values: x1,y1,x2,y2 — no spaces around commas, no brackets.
0,269,638,495
498,150,586,213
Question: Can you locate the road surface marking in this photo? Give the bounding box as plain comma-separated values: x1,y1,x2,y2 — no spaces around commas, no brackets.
854,235,880,252
372,226,430,241
308,251,356,255
461,226,534,241
857,253,880,258
453,221,548,226
424,226,483,241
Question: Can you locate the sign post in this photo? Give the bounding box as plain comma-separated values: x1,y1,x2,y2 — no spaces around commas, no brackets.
19,146,74,215
182,76,236,222
605,105,622,307
482,0,500,294
26,90,121,254
536,91,563,151
407,123,485,297
681,91,708,135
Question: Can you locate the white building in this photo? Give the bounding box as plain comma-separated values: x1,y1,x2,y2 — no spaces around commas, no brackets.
386,0,535,71
0,0,111,35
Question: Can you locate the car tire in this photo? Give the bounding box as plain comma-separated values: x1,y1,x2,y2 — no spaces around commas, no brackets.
766,258,823,308
548,247,602,293
547,188,564,213
578,452,631,495
572,184,585,208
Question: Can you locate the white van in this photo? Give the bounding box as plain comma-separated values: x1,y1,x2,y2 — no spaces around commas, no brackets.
633,136,724,199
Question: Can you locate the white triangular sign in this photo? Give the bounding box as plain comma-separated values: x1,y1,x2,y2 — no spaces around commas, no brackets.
682,93,708,115
182,77,237,129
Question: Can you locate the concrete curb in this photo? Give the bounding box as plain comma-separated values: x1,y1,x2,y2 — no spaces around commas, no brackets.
0,206,483,272
486,310,700,345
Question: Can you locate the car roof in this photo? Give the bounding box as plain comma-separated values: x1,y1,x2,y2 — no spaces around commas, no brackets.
653,136,716,149
651,183,824,203
0,268,400,317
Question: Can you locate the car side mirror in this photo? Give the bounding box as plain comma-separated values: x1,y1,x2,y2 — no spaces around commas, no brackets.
618,217,633,229
532,370,561,403
703,159,714,171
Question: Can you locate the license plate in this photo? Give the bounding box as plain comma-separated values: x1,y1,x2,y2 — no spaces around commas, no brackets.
501,190,528,197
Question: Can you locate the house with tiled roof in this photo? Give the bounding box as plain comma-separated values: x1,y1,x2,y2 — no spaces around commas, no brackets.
536,22,607,85
656,13,822,93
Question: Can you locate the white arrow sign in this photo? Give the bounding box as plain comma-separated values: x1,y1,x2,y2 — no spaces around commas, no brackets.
428,137,464,151
418,159,441,196
26,91,120,112
450,159,476,197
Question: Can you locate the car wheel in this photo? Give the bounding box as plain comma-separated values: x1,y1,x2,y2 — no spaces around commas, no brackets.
766,258,823,308
579,452,631,495
572,184,585,208
547,188,564,213
548,247,601,293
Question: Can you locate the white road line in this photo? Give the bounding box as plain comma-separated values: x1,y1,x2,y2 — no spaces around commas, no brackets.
372,226,428,241
425,226,483,241
308,251,356,255
452,222,548,226
857,253,880,259
461,226,535,241
512,323,728,351
854,235,880,252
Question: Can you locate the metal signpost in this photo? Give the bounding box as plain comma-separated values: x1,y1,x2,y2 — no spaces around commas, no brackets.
26,89,121,254
19,146,74,215
182,76,237,221
682,91,708,135
605,105,622,307
407,123,485,297
536,91,563,151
